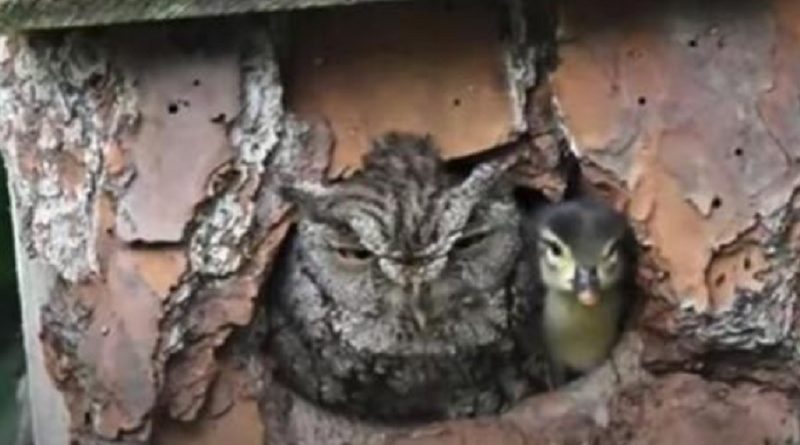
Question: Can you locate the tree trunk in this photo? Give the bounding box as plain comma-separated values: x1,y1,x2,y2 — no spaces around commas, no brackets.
1,1,799,444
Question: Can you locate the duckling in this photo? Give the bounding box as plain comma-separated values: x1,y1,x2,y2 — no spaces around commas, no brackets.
533,197,635,385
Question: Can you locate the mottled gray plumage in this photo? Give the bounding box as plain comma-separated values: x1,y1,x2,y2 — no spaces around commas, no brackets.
266,133,541,421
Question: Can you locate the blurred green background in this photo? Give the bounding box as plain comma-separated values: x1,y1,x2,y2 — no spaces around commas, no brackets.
0,161,25,445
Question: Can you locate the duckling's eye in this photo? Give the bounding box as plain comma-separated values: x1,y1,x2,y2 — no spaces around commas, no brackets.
540,240,565,268
546,240,563,258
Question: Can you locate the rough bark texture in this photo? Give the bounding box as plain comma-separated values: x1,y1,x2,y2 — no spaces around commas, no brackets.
0,19,300,444
1,0,800,444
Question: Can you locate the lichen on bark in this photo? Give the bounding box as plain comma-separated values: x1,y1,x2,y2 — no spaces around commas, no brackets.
4,1,800,444
0,21,306,443
0,32,138,282
159,24,294,421
187,27,285,277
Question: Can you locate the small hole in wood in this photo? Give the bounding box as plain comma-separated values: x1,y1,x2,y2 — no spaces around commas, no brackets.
211,113,227,124
688,39,698,48
637,96,647,106
193,79,201,86
711,196,722,209
453,98,462,107
734,147,744,157
167,103,179,114
715,274,726,287
743,257,752,270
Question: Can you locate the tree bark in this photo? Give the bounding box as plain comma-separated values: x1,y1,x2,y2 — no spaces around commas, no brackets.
1,1,799,444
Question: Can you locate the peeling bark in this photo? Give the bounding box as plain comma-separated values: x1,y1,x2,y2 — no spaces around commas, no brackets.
553,0,800,360
0,20,306,443
0,32,137,282
3,0,800,444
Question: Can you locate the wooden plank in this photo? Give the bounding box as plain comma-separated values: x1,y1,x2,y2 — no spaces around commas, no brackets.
286,0,518,176
0,0,410,32
9,190,70,445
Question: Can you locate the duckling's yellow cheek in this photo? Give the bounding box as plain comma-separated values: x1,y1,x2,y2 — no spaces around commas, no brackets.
598,261,622,289
540,260,563,288
547,259,572,288
558,264,573,286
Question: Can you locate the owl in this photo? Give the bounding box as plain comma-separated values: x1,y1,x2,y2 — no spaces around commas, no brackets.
265,133,541,422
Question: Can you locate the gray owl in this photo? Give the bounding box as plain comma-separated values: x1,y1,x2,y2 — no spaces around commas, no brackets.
266,133,542,422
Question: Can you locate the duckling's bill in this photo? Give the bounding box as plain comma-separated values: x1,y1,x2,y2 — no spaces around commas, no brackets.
577,289,599,306
573,266,601,307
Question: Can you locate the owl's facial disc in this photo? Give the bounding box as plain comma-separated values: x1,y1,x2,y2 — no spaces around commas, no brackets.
373,252,452,332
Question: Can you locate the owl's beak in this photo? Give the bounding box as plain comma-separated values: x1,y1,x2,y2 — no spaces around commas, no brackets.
409,279,430,331
574,266,600,307
411,308,428,331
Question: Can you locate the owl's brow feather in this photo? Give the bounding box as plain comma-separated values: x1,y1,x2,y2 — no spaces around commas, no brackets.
310,133,513,260
323,170,451,257
317,189,455,260
318,194,393,255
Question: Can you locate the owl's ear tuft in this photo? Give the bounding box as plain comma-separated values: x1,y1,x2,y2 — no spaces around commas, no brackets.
278,178,333,216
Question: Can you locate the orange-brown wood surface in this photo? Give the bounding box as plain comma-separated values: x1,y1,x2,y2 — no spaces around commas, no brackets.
1,1,799,444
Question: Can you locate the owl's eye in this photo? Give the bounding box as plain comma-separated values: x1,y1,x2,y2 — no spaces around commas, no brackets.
334,246,372,262
454,231,489,250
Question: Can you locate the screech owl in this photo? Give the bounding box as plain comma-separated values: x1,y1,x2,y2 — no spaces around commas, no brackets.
265,133,542,422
